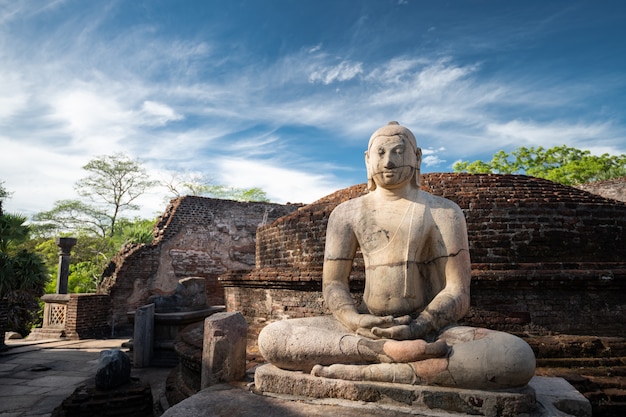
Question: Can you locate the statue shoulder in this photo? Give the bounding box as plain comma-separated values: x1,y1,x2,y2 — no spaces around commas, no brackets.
420,191,465,218
328,195,367,225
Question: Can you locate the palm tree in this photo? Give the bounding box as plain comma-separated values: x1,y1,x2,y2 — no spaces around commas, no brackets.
0,212,48,348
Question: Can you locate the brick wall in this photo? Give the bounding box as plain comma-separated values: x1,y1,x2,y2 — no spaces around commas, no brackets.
222,173,626,348
577,176,626,203
64,294,111,339
98,196,297,333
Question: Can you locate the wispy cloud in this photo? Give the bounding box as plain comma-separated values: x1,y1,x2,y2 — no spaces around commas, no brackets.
309,60,364,84
0,1,623,217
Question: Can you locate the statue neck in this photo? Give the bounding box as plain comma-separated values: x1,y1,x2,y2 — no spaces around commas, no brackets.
373,182,418,201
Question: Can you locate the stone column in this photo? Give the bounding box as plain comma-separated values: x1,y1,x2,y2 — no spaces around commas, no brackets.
55,237,77,294
133,303,155,368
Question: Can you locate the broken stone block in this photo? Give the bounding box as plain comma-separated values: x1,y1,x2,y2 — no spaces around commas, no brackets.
96,349,131,389
201,312,247,388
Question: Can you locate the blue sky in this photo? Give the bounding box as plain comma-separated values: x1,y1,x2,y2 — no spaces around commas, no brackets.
1,0,625,218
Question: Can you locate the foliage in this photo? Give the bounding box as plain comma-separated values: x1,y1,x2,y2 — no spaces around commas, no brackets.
164,173,269,202
75,153,158,236
0,212,49,335
40,217,156,294
0,213,30,252
453,145,626,185
32,200,110,237
32,153,157,238
0,180,10,202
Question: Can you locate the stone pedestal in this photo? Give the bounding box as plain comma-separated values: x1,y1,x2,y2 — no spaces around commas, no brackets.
254,364,592,417
28,294,70,340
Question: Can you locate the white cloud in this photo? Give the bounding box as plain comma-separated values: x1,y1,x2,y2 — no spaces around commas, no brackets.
0,71,29,120
486,120,615,148
0,136,86,216
309,60,364,85
214,157,346,204
140,100,183,126
51,89,132,140
308,43,322,54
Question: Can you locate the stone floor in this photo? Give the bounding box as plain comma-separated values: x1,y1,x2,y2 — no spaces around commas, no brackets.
0,338,173,417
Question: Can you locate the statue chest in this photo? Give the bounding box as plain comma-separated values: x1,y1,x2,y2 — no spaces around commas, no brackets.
355,200,431,265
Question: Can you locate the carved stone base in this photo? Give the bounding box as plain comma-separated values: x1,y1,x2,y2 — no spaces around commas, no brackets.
254,364,590,417
27,327,66,340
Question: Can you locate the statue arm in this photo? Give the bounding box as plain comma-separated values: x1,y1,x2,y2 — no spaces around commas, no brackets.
417,205,471,332
323,207,361,330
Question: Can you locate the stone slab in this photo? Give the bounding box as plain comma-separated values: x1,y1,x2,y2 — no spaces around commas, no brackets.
162,376,591,417
529,376,592,417
255,364,535,417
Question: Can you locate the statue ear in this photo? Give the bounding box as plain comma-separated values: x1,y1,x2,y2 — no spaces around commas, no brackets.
365,150,376,191
414,147,422,187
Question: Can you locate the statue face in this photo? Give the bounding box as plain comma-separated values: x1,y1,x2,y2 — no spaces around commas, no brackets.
367,135,418,189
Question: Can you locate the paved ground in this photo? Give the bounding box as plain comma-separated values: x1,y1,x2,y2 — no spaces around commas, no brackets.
0,337,173,417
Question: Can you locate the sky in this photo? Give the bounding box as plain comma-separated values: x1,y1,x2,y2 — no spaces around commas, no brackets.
1,0,625,219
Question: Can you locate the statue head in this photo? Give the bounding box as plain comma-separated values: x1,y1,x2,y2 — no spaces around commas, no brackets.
365,121,422,191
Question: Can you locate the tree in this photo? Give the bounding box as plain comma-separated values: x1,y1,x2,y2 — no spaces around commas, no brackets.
76,153,158,236
38,217,156,294
32,153,157,238
0,180,10,202
163,173,269,202
32,200,110,238
0,212,48,336
453,145,626,186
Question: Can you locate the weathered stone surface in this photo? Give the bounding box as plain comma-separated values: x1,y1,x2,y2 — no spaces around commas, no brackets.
99,197,298,333
255,364,536,417
95,349,131,389
201,312,247,388
148,277,208,313
133,304,154,368
577,176,626,203
530,376,592,417
162,384,412,417
5,331,22,340
52,378,153,417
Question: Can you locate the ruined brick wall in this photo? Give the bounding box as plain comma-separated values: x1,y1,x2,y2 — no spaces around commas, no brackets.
98,196,297,334
64,294,111,339
222,174,626,347
577,176,626,203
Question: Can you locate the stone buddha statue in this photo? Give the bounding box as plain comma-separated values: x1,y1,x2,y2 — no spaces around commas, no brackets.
258,122,536,390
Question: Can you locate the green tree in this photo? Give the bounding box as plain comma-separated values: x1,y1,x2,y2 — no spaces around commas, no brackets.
32,200,110,237
164,173,269,202
75,153,158,236
0,180,10,202
39,217,156,294
453,145,626,185
32,153,157,237
0,212,49,336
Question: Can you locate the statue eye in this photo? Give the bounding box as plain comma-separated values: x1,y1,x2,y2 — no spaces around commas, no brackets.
378,148,385,156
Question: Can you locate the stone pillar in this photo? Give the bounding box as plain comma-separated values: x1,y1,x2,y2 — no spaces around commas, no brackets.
201,312,247,389
55,237,77,294
133,304,155,368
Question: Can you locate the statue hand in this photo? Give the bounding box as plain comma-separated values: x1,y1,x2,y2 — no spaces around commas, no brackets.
371,319,430,340
347,314,395,339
